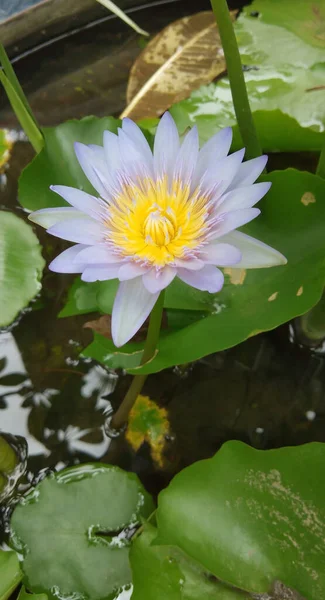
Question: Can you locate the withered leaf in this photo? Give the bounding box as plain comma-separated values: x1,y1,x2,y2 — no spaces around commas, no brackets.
121,10,236,121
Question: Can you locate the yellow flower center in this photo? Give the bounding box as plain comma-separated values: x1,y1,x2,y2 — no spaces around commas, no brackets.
106,176,209,267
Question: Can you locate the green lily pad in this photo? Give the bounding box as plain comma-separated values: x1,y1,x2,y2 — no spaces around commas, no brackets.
0,550,22,600
131,524,250,600
156,441,325,599
0,212,45,327
10,464,154,600
58,278,101,318
83,169,325,374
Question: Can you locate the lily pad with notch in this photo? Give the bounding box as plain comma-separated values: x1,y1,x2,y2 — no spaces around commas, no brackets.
10,464,154,600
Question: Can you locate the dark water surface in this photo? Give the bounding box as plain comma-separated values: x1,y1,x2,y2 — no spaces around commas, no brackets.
1,0,325,538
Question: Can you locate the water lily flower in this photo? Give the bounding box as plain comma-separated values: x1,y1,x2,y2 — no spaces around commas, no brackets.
29,113,286,348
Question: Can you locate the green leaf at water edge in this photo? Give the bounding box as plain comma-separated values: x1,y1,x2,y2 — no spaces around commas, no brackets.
0,550,22,600
10,463,154,600
0,212,45,327
83,169,325,374
156,441,325,599
130,524,250,600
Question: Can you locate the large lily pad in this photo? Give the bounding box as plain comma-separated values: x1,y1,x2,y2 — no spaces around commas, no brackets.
156,441,325,599
10,464,154,600
0,212,45,327
130,524,250,600
83,169,325,374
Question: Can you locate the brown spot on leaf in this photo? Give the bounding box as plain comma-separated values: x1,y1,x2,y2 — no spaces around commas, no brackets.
301,192,316,206
268,292,278,302
224,268,247,285
297,286,303,296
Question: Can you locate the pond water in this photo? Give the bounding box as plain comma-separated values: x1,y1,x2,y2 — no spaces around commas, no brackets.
1,0,325,538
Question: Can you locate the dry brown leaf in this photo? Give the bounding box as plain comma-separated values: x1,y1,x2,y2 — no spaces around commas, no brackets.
120,10,236,122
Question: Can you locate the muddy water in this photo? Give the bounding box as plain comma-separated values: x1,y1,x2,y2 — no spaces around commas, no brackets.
1,0,325,539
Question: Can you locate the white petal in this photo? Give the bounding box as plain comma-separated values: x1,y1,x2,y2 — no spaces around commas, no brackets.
200,243,242,266
212,208,260,239
220,230,287,268
200,149,245,197
118,262,148,281
118,129,152,176
154,112,180,179
193,127,232,185
75,245,122,264
47,218,106,245
111,279,159,347
174,258,205,270
28,207,83,229
74,142,110,200
142,267,176,293
177,265,224,293
174,125,199,184
103,130,122,174
217,182,271,212
49,244,88,273
50,185,106,220
81,264,121,282
122,118,153,166
228,155,268,190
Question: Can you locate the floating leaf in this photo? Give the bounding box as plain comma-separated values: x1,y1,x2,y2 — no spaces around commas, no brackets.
126,395,170,468
10,464,154,600
58,278,100,318
84,169,325,375
0,550,22,600
156,441,325,599
0,212,45,327
121,11,236,121
131,524,250,600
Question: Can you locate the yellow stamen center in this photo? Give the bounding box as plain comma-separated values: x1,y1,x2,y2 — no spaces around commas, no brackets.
106,176,209,267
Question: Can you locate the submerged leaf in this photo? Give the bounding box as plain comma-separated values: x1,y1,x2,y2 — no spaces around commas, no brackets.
126,395,170,468
121,11,236,121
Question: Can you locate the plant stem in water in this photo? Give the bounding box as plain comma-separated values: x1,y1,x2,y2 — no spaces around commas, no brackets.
209,0,262,159
110,291,165,430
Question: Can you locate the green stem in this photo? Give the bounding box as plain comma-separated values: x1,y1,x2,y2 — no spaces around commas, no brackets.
209,0,262,159
316,134,325,179
110,291,165,430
